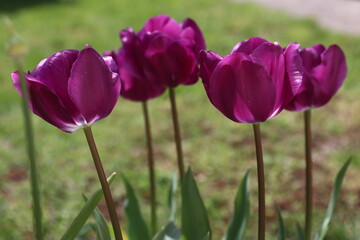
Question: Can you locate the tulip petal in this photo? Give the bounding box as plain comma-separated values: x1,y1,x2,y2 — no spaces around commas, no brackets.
209,54,277,123
68,47,120,125
231,37,268,55
312,45,347,107
145,35,196,87
182,18,206,53
283,42,303,104
199,50,223,91
12,72,79,132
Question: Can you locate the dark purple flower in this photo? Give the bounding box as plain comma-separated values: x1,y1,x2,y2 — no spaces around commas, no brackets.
107,14,206,102
285,44,347,111
199,37,302,123
12,45,121,133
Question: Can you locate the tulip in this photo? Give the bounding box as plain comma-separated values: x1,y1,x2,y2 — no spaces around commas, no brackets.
284,44,347,240
286,44,347,111
200,37,302,123
199,37,303,240
12,45,120,133
12,45,124,240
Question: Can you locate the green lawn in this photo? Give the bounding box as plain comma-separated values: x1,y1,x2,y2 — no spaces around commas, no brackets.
0,0,359,239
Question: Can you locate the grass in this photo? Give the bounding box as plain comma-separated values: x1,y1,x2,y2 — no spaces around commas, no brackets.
0,0,360,239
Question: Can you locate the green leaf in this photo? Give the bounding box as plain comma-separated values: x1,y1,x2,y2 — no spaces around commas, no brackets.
168,173,178,222
314,158,352,240
75,223,97,240
276,206,285,240
152,221,181,240
223,170,250,240
122,174,150,240
181,168,211,240
60,173,116,240
295,223,305,240
92,206,112,240
82,194,112,240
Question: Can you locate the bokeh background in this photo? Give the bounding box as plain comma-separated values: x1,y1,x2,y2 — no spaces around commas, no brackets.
0,0,359,239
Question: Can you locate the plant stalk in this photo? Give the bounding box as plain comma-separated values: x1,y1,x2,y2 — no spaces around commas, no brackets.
169,87,185,180
304,110,313,240
142,101,157,235
16,58,43,240
83,127,123,240
253,123,265,240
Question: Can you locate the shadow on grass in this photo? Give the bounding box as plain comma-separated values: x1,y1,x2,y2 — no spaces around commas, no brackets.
0,0,74,13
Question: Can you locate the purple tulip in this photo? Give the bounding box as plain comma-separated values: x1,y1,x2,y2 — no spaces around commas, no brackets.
107,14,206,102
199,37,302,123
12,45,121,133
285,44,347,111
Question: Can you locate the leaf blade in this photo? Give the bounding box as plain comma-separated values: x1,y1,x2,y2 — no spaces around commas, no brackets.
224,170,250,240
181,168,211,240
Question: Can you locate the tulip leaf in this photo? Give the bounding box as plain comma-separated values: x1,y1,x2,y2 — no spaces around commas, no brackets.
122,174,150,240
295,223,305,240
152,221,181,240
314,158,352,240
82,194,112,240
168,173,178,222
60,173,116,240
75,223,97,240
276,206,285,240
92,206,112,240
223,170,250,240
181,168,211,240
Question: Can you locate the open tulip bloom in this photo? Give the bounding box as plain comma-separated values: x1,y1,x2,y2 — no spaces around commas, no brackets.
12,45,120,133
284,44,347,240
12,45,124,240
199,37,303,240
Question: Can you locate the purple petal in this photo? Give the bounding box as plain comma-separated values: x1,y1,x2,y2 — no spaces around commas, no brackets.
145,35,196,87
182,18,206,53
209,54,277,123
141,14,182,39
312,45,347,107
300,45,325,71
231,37,268,55
68,46,120,125
199,50,223,91
283,42,303,104
12,72,79,132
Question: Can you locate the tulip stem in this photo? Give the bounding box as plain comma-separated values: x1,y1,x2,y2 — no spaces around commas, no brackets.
83,127,123,240
169,87,185,181
253,123,266,240
304,110,313,240
142,101,157,235
15,58,43,240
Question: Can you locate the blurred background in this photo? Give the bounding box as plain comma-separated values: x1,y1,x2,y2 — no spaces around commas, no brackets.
0,0,359,239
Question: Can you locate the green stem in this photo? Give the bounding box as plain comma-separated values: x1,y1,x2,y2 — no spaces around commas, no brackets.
253,123,265,240
304,110,313,240
169,87,185,181
16,58,43,240
83,127,123,240
142,101,157,235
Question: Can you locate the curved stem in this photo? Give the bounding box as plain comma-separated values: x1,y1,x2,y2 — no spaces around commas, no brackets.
16,58,43,240
142,101,157,235
253,123,265,240
83,127,123,240
304,110,313,240
169,87,185,181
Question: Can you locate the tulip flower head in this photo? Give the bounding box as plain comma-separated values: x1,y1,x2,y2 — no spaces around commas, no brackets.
108,14,206,102
12,45,121,133
285,44,347,111
199,37,302,123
